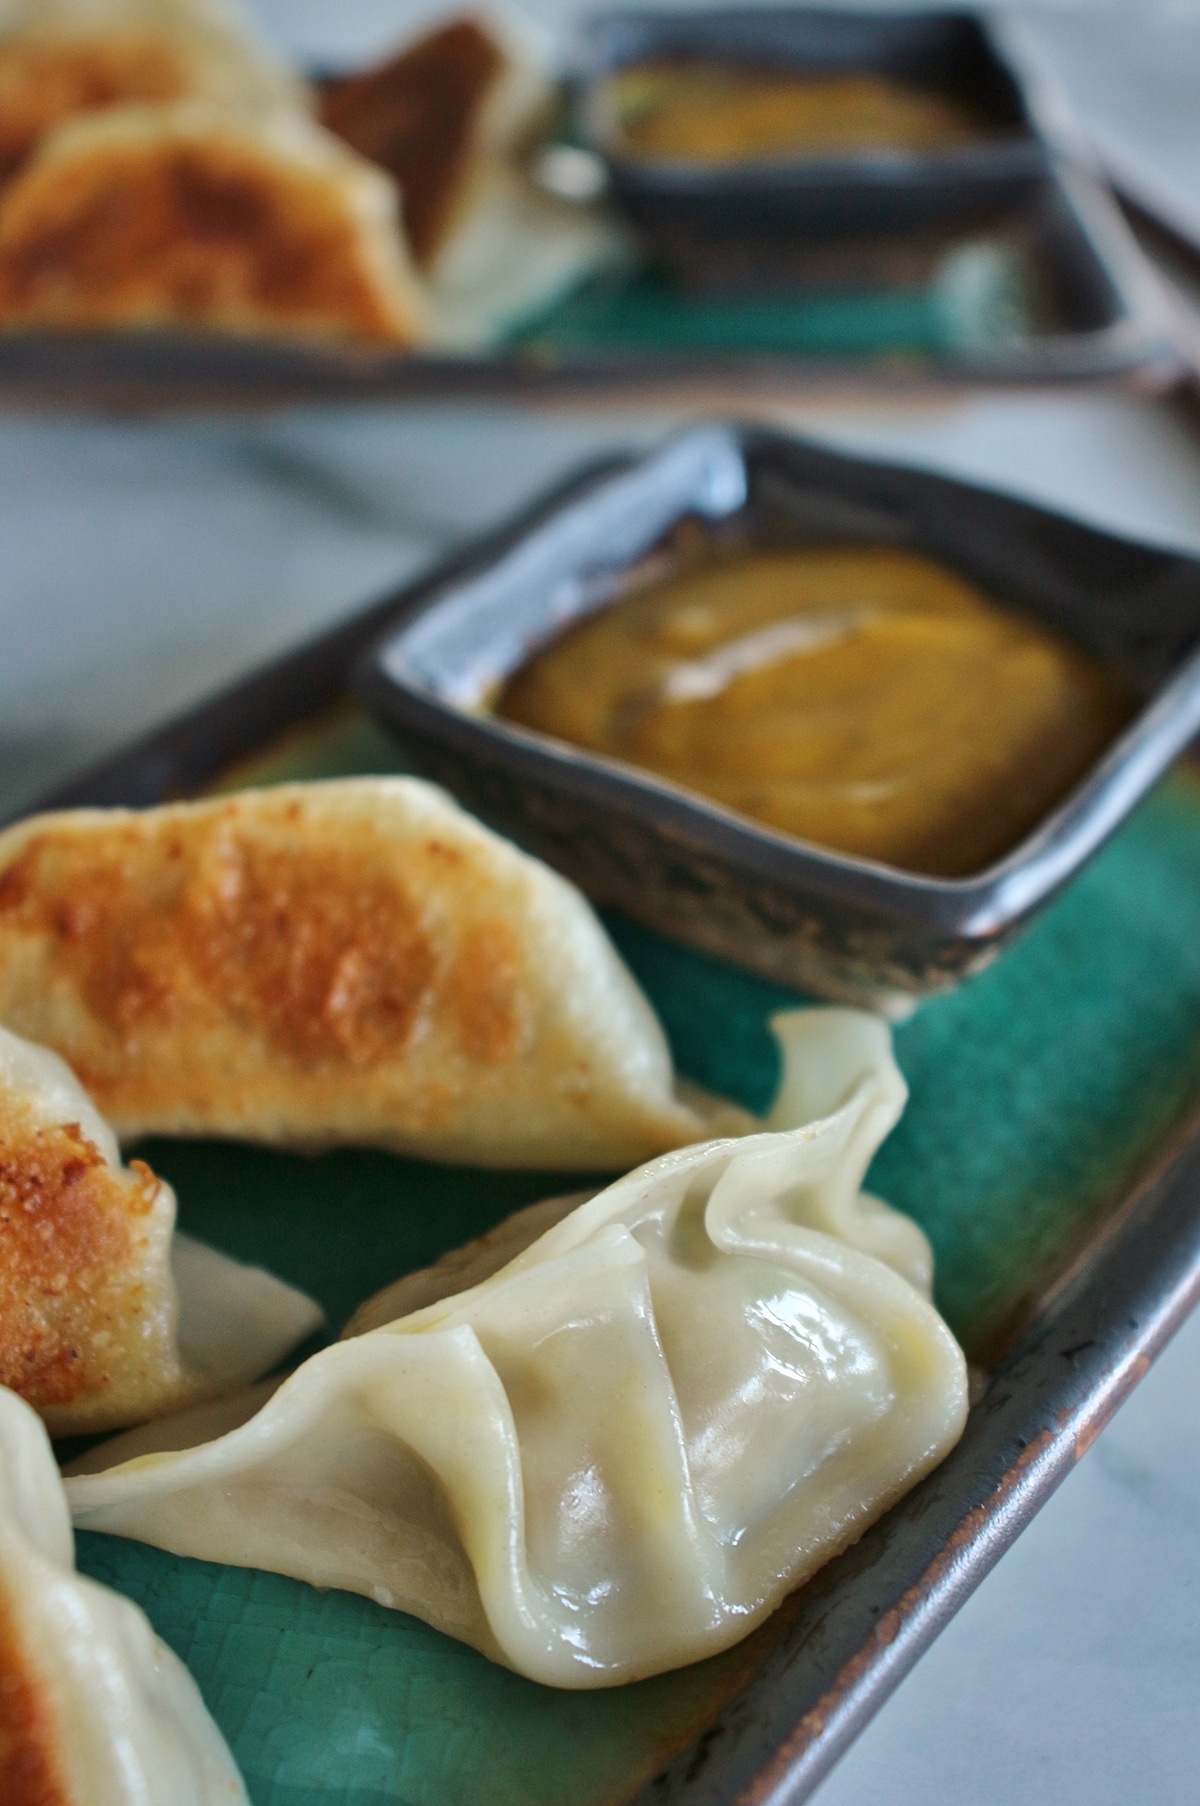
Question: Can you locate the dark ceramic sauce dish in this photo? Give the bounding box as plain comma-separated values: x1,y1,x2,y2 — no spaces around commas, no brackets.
358,423,1200,1009
573,7,1048,270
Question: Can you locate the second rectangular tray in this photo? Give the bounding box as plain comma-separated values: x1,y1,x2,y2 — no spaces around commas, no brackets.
0,163,1177,409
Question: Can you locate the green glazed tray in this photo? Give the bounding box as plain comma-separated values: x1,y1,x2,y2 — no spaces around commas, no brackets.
21,535,1200,1805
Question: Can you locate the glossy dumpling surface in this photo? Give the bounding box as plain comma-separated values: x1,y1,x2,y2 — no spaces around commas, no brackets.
0,778,742,1168
68,1010,967,1687
0,1384,247,1804
0,1022,323,1434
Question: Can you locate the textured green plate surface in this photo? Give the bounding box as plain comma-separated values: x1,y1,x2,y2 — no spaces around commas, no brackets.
506,257,1025,362
74,736,1200,1806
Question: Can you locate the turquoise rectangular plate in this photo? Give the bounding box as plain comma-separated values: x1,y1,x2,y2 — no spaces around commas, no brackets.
25,625,1200,1804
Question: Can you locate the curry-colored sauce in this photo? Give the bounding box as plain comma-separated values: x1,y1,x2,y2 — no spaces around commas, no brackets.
497,545,1134,877
609,64,991,164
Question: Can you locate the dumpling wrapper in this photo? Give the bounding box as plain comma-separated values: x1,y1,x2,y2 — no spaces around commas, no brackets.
0,777,747,1168
0,1384,247,1803
0,99,428,343
320,12,550,273
0,1023,323,1435
424,159,628,352
67,1010,967,1689
0,0,307,184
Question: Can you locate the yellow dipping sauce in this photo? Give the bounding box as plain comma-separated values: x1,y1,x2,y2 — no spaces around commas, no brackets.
609,65,989,164
497,546,1133,877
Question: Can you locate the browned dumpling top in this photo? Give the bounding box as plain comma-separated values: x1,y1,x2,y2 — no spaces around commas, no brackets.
0,101,428,342
0,778,741,1168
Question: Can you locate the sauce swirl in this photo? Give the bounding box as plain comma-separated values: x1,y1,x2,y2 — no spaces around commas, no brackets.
498,545,1132,877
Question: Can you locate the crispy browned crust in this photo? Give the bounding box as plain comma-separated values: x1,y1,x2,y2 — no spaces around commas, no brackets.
0,803,534,1123
0,126,421,342
321,18,503,266
0,1089,159,1414
0,32,192,185
0,1591,72,1806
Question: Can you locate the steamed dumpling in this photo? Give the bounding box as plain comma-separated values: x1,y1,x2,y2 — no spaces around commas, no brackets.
0,0,306,184
0,100,429,343
0,1384,247,1803
0,777,746,1168
67,1011,967,1688
0,1022,323,1435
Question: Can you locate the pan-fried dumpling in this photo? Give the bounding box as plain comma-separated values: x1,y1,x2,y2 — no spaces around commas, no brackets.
67,1011,967,1688
320,14,548,274
0,101,428,343
319,12,623,350
0,1022,323,1435
0,0,306,185
0,777,747,1168
0,1385,248,1803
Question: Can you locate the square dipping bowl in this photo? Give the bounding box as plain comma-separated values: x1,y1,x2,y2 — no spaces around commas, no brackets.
572,7,1050,275
358,424,1200,1010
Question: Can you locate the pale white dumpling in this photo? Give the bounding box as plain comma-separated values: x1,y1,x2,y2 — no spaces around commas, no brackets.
0,1022,324,1434
0,0,308,135
68,1009,966,1688
0,1385,247,1803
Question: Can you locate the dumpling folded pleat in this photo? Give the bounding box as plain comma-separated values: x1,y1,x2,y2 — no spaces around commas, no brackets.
0,0,307,185
0,1384,248,1803
0,1022,324,1435
0,100,429,343
0,777,745,1168
67,1010,968,1688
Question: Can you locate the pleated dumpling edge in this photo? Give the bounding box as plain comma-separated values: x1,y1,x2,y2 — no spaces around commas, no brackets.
67,1008,967,1688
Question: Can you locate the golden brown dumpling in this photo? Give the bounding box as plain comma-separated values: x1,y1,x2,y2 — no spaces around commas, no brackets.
0,1022,323,1435
0,778,745,1169
0,0,306,185
0,100,428,342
